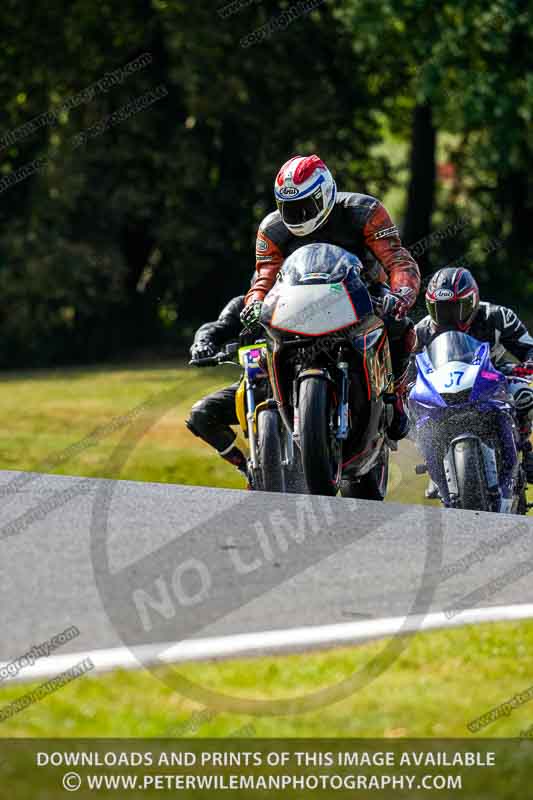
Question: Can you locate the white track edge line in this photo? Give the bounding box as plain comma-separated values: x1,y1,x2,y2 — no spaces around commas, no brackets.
3,603,533,685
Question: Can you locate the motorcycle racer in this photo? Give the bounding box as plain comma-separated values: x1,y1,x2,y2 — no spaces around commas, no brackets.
240,154,420,440
186,295,250,480
415,267,533,484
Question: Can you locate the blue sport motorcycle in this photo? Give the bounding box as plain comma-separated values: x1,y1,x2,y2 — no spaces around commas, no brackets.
409,330,531,514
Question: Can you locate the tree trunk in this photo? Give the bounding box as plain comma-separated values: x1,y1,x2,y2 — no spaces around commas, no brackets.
502,169,533,305
403,103,436,277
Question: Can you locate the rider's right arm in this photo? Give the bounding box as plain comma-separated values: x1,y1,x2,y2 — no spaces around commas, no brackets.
244,212,286,305
406,319,429,384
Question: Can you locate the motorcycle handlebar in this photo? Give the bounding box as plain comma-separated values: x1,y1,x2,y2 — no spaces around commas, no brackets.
510,364,533,378
189,355,220,367
189,342,241,367
498,363,533,378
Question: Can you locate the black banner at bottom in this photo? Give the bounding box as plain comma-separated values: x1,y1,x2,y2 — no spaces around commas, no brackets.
0,738,531,798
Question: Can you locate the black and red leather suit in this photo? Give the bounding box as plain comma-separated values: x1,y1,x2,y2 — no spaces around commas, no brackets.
245,191,421,390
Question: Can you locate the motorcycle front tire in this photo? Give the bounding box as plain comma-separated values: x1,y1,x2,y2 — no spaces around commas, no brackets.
299,376,341,496
256,408,285,493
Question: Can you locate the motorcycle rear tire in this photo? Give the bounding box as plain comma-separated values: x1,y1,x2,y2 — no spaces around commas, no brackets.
299,377,341,496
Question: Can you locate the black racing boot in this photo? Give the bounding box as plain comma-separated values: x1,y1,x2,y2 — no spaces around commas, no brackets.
425,478,440,499
385,317,414,442
524,441,533,484
219,444,249,485
517,415,533,484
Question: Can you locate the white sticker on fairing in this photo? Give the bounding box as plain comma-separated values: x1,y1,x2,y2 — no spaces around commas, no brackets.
427,360,479,394
300,272,330,281
271,283,358,335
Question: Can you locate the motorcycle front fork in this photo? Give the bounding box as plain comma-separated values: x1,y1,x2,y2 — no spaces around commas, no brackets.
290,352,350,453
336,360,350,441
245,379,259,470
281,429,294,469
247,378,294,472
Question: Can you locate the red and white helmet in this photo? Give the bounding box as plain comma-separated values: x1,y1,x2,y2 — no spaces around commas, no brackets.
274,154,337,237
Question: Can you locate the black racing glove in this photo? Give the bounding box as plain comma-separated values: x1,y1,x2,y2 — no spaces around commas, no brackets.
190,341,216,364
381,288,417,320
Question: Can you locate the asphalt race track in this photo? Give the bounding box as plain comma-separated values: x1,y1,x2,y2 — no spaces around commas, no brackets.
1,470,532,666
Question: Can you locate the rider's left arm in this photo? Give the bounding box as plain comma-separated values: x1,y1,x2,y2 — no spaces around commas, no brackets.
193,296,245,350
363,202,420,308
497,306,533,363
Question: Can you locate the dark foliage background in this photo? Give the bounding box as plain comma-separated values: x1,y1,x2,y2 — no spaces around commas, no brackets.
0,0,531,366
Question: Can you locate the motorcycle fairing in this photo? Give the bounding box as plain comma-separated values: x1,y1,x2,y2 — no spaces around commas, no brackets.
469,343,508,403
269,282,359,336
235,378,247,435
410,352,447,408
411,342,509,410
266,340,291,432
350,324,393,400
340,327,390,473
342,436,386,475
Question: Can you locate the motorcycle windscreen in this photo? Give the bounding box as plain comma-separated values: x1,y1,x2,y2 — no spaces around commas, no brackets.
425,330,482,370
270,282,358,336
424,331,490,395
279,242,362,285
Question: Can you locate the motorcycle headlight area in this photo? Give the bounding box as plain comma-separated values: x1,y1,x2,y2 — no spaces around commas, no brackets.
441,389,472,405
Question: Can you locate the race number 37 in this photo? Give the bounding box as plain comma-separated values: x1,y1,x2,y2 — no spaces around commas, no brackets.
444,370,465,388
